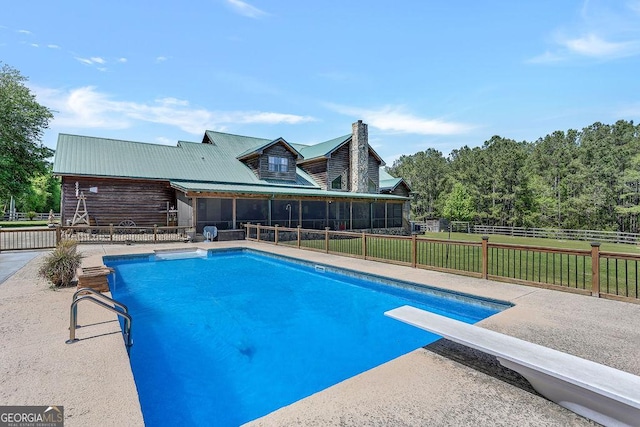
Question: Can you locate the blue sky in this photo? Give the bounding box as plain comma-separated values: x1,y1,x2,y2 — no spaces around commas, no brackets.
2,0,640,164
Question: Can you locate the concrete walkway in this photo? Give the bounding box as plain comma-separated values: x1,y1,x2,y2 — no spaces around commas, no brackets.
0,250,43,284
1,241,639,426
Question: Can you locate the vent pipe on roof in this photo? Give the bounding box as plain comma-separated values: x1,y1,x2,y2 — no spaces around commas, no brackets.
350,120,369,193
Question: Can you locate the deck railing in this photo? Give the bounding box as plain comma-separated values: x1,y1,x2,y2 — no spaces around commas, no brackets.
244,224,640,304
0,227,58,251
0,225,190,251
60,225,190,244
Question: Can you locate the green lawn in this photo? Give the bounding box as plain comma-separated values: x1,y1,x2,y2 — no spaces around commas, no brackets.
0,220,51,228
271,230,639,299
422,231,640,255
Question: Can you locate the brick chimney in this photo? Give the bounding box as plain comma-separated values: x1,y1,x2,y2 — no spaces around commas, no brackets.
350,120,369,193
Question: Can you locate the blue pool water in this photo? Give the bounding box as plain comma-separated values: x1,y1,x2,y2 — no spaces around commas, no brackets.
105,249,509,426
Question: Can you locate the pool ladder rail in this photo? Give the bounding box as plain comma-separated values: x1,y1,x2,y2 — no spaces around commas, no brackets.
66,288,133,353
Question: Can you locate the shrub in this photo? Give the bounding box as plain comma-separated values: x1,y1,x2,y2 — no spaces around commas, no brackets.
27,211,37,220
39,240,83,287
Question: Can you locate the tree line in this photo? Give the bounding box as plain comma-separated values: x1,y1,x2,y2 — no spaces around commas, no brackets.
388,120,640,233
1,63,59,216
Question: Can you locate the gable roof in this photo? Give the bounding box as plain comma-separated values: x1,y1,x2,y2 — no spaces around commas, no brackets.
53,130,402,198
379,168,411,192
295,134,385,166
236,137,302,160
53,133,319,188
296,134,351,162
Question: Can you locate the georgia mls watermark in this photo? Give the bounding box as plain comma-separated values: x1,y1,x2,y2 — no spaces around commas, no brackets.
0,406,63,427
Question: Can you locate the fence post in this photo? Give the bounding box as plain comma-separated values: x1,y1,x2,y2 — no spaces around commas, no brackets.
325,227,330,253
153,225,158,242
0,228,2,253
591,242,600,297
297,225,301,248
481,236,489,279
411,234,417,268
55,226,61,246
257,224,261,242
109,224,114,242
362,231,367,259
274,224,279,245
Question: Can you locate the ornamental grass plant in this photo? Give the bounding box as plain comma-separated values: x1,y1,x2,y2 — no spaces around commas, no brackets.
39,240,83,287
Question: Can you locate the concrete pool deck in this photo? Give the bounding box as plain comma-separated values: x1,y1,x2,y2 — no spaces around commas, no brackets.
1,241,639,426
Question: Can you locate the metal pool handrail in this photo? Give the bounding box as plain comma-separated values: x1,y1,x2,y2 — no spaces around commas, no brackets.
66,290,133,352
72,287,129,313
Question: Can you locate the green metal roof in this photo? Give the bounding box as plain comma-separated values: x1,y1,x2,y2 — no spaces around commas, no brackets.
296,134,351,161
170,181,408,200
53,133,319,188
53,130,401,197
379,168,411,191
235,137,302,160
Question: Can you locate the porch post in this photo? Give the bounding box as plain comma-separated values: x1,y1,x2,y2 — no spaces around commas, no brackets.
232,198,237,229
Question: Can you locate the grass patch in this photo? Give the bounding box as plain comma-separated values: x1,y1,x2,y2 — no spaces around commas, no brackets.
0,220,52,228
422,232,640,255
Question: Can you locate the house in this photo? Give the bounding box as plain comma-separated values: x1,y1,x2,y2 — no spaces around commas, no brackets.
53,120,411,235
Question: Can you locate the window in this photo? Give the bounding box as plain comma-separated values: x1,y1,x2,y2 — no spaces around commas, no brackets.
196,198,233,232
268,156,288,172
387,203,403,227
352,202,371,229
368,178,377,193
372,202,385,228
331,175,342,190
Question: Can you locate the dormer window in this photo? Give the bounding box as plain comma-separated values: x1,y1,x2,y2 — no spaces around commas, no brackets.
268,156,288,172
331,175,342,190
368,178,377,193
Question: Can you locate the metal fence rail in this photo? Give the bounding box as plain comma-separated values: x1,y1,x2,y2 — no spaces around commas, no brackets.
245,224,640,304
0,227,58,251
417,238,482,276
486,244,592,293
0,225,190,251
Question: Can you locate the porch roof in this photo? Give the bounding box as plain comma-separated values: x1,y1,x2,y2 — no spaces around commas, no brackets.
170,181,408,201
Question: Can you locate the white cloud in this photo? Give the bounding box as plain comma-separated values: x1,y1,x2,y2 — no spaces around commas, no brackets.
155,136,173,145
17,29,31,34
326,104,473,136
562,33,640,58
156,56,168,63
529,2,640,63
75,57,94,65
47,44,60,49
30,43,39,48
75,56,109,70
118,57,127,63
32,85,315,134
226,0,268,18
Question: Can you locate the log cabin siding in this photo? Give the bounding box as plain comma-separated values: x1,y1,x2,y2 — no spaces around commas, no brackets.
257,144,298,181
327,143,350,191
368,153,380,193
245,157,259,176
61,177,176,227
299,159,328,190
391,183,410,197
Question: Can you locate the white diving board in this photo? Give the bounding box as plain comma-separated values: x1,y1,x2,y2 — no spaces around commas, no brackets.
385,305,640,427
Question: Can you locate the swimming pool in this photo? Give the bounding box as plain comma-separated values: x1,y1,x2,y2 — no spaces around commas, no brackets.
105,248,510,426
